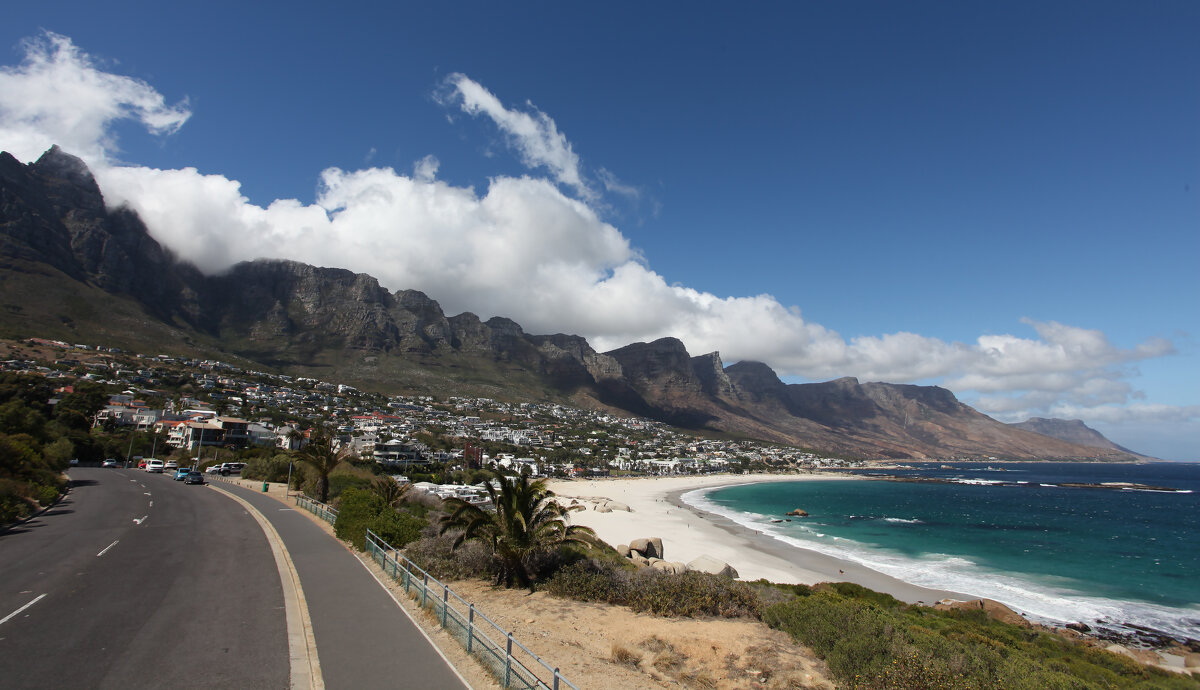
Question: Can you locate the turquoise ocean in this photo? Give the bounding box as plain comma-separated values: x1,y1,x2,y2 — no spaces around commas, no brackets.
685,462,1200,640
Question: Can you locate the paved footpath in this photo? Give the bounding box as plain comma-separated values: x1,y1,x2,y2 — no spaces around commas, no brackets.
213,481,470,690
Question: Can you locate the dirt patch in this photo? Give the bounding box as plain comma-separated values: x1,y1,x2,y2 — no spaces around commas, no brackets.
450,579,834,689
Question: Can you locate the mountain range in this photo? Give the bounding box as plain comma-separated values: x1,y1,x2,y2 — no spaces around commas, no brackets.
0,146,1147,461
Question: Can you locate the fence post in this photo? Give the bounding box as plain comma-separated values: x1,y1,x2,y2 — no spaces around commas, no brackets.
553,668,560,690
441,584,449,627
421,572,428,608
467,605,475,653
505,633,514,688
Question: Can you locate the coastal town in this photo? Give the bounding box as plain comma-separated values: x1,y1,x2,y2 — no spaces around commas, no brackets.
2,336,855,478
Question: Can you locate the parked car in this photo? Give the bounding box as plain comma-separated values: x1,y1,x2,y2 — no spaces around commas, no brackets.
164,461,178,470
184,471,204,485
173,468,191,481
145,459,164,473
207,462,246,476
102,459,118,468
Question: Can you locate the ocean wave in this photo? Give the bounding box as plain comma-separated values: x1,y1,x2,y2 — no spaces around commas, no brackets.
883,517,924,524
680,486,1200,639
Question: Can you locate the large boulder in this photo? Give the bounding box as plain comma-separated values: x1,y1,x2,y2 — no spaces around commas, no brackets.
629,538,663,559
606,501,632,512
786,508,808,517
650,560,688,575
595,504,612,513
686,555,739,579
616,544,631,558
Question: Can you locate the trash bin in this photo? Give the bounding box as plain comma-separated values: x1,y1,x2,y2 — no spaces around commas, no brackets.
262,482,269,492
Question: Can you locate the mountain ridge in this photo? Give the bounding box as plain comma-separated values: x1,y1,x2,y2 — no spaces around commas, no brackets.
0,146,1145,461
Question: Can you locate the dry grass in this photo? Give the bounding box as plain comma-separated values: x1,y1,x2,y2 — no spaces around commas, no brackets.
611,643,643,669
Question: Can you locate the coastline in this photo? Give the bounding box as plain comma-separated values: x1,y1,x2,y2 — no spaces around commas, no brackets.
548,473,972,606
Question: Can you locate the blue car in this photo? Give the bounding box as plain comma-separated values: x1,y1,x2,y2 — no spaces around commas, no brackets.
174,468,192,481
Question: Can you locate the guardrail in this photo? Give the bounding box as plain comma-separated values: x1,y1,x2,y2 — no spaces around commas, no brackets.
365,529,577,690
293,494,339,524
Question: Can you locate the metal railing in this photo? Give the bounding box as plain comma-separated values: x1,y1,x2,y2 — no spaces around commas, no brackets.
365,529,577,690
294,494,338,524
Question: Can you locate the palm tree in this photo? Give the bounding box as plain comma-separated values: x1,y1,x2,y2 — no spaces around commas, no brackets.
440,474,600,591
297,432,349,503
371,476,410,508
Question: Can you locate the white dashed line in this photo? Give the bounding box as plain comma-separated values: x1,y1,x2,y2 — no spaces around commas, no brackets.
0,594,47,627
97,540,119,557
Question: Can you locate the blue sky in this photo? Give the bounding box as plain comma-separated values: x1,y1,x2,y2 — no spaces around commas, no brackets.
2,2,1197,459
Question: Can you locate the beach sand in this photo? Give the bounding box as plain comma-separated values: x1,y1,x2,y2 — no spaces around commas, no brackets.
548,473,972,605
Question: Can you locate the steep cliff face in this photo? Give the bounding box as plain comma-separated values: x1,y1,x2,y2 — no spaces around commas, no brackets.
0,146,1146,461
0,147,204,324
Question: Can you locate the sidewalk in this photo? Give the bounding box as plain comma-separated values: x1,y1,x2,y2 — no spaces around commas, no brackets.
212,480,471,690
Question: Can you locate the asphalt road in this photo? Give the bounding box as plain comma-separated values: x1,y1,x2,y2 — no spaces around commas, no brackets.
215,481,470,690
0,467,289,689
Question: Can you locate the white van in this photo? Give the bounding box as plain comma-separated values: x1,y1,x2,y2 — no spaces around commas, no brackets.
145,459,165,473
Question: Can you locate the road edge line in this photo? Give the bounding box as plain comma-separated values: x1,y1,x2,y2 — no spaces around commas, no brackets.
209,484,324,690
349,551,474,689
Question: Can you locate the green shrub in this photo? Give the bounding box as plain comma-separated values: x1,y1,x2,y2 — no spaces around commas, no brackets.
334,488,429,551
546,559,759,618
370,509,425,549
403,532,496,581
35,483,60,507
242,454,294,483
334,488,388,550
762,589,1200,690
0,477,33,523
328,471,372,500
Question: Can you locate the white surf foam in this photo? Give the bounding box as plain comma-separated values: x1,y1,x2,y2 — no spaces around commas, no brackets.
682,486,1200,640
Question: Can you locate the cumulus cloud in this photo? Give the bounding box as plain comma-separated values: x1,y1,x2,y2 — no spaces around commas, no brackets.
0,33,1188,442
0,31,190,164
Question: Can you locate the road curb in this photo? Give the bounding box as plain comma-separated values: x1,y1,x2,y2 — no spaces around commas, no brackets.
209,483,324,690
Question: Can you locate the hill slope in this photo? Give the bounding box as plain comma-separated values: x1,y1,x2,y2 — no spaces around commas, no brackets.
0,146,1143,461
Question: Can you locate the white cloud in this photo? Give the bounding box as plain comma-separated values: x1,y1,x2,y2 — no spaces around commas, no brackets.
0,31,189,165
412,154,439,182
0,34,1189,443
438,73,595,201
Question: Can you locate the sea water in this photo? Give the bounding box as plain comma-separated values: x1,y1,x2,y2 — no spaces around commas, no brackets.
687,462,1200,640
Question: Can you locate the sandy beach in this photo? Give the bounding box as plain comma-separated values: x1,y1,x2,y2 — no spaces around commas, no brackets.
548,473,972,605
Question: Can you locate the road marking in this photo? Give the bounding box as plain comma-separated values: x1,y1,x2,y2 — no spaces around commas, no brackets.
133,515,148,525
149,501,154,508
144,492,152,496
208,485,323,690
0,594,46,627
97,540,119,557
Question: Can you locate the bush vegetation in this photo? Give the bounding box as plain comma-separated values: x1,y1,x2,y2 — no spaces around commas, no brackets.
333,487,427,551
545,558,760,619
760,584,1199,690
0,373,97,523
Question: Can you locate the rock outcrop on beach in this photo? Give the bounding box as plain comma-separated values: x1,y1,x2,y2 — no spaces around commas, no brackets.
686,555,740,579
0,146,1152,461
